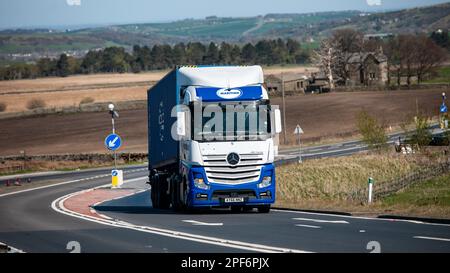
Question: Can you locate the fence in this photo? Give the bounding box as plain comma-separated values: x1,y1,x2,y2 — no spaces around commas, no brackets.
348,161,450,203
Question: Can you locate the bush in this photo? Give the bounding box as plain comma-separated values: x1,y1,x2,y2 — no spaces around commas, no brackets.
410,114,432,147
79,97,95,105
26,98,46,110
356,110,388,149
0,102,6,112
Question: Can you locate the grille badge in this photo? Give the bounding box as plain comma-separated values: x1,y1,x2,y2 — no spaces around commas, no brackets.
226,152,240,166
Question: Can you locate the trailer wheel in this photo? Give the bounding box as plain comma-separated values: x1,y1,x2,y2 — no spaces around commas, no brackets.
257,205,271,213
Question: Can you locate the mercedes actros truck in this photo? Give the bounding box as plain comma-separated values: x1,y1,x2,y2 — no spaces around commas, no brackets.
147,65,282,213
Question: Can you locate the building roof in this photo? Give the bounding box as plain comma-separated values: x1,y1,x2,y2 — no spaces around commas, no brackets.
347,52,387,64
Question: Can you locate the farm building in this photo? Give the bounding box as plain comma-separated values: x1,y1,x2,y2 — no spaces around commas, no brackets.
265,73,309,94
346,51,388,86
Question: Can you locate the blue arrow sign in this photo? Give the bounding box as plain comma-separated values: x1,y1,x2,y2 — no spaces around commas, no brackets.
440,103,448,113
104,133,122,151
111,170,118,176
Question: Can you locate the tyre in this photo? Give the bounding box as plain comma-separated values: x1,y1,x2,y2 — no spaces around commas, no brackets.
150,179,159,209
257,205,270,213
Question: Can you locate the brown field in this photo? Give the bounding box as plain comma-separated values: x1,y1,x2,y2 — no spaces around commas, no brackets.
0,71,168,93
0,66,318,113
0,87,443,156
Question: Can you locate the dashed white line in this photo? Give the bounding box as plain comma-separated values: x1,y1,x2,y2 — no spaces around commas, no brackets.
295,224,321,229
413,236,450,242
182,220,224,226
292,217,349,224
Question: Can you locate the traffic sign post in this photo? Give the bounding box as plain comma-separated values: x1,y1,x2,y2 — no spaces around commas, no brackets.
440,92,448,129
293,124,304,163
105,104,123,188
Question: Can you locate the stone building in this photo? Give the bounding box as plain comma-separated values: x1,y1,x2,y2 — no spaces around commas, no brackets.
346,51,388,86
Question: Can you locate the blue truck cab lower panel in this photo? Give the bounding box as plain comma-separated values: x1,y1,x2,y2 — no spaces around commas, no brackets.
183,163,275,207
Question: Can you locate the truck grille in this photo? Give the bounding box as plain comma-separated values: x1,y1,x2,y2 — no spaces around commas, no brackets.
202,153,264,184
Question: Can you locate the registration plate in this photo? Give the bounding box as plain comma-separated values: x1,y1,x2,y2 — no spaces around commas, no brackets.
224,197,244,203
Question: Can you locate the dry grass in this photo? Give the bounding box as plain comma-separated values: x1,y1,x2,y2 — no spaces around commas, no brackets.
276,151,431,201
0,66,318,113
0,86,146,113
79,97,95,105
0,71,168,94
275,150,450,218
26,98,46,110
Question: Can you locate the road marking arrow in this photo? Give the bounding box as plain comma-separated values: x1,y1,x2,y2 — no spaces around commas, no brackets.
108,136,119,147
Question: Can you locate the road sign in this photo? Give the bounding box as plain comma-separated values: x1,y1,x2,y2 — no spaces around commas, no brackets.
440,103,447,113
294,124,304,135
111,169,123,188
105,133,122,151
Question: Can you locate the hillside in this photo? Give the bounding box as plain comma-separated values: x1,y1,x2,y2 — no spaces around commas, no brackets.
0,2,449,61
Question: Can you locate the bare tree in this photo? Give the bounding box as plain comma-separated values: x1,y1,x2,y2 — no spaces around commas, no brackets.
329,29,364,85
313,39,337,90
413,35,447,84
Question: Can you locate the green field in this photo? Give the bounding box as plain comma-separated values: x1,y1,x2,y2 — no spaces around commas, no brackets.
382,173,450,208
425,65,450,84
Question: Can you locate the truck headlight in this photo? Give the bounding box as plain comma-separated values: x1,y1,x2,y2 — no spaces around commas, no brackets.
258,176,272,188
194,175,209,190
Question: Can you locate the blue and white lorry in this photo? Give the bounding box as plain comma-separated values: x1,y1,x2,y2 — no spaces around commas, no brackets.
147,65,282,212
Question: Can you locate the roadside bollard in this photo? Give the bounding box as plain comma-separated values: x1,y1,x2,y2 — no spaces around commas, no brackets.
368,177,374,204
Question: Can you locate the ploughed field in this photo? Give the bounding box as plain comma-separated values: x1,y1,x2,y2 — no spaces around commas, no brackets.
0,87,442,156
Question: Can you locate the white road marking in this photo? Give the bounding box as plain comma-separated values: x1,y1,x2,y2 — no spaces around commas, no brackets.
51,180,310,253
0,241,25,253
182,220,224,226
0,168,147,198
272,209,450,227
359,230,366,233
292,217,349,224
295,224,321,229
413,236,450,242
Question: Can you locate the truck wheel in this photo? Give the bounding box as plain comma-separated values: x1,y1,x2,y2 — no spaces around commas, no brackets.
158,177,171,209
257,205,271,213
151,179,159,209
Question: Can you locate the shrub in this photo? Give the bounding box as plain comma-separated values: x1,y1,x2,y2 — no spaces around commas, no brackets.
79,97,95,105
0,102,6,112
26,98,46,110
356,110,388,149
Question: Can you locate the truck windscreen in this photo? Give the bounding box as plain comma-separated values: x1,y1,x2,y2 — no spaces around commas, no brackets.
191,101,272,142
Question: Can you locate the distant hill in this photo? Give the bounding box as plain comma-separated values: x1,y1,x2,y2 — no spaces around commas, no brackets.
0,2,449,61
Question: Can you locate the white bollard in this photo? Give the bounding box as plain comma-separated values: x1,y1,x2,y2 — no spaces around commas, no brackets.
368,177,374,204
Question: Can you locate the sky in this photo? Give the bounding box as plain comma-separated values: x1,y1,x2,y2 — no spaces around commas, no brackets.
0,0,449,29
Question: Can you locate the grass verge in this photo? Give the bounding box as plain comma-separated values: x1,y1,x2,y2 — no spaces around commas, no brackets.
275,150,450,219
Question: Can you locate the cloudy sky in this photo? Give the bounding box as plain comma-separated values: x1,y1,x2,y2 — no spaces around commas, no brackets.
0,0,448,29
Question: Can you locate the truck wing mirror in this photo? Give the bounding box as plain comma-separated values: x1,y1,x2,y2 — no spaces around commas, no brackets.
177,112,186,136
274,109,282,134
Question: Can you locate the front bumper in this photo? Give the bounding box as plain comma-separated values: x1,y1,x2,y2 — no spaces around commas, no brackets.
186,163,275,207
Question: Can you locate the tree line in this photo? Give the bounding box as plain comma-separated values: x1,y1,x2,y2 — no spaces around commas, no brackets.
0,39,310,81
315,29,448,87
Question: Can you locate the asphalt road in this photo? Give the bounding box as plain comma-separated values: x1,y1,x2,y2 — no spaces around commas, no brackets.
0,127,449,253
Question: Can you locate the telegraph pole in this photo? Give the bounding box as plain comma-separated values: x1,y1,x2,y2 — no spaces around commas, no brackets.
281,73,287,145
